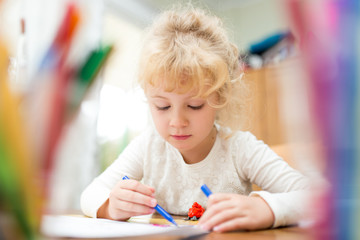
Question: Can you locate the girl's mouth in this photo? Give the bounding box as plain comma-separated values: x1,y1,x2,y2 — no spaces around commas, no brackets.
171,135,191,140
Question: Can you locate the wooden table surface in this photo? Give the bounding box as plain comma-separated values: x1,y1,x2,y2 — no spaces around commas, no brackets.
127,214,318,240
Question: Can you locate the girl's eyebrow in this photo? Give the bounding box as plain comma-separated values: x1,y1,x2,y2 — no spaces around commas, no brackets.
149,94,201,100
150,95,168,99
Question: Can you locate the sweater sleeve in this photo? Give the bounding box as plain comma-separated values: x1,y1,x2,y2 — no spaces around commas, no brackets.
80,132,147,218
237,132,311,228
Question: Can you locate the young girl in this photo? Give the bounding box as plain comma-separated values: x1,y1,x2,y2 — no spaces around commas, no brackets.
81,6,310,232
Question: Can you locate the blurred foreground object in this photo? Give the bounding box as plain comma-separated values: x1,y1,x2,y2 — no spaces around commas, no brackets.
0,1,112,238
286,0,360,239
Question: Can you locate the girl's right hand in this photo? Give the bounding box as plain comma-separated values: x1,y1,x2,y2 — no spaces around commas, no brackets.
97,179,157,220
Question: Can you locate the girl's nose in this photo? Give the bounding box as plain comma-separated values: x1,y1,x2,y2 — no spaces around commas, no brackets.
169,110,188,128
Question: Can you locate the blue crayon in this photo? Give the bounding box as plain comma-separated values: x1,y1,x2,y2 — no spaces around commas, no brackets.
122,176,178,227
201,184,213,197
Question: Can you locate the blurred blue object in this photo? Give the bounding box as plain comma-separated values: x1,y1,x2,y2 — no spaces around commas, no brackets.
249,32,289,55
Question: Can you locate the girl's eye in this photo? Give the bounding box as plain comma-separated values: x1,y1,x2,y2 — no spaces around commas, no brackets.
188,104,204,110
156,106,170,111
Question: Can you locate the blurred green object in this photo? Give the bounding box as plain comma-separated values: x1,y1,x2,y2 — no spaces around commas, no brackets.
99,128,130,172
68,44,113,119
0,132,36,240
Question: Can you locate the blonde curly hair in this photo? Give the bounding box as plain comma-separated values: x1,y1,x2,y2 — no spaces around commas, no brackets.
138,5,249,132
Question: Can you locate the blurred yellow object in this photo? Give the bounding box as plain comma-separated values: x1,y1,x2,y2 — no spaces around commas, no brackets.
0,41,43,239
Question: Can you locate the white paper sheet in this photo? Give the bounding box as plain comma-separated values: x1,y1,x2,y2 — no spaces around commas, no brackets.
41,215,208,238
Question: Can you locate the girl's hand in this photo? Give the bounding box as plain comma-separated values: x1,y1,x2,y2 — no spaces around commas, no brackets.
97,179,157,220
198,193,274,232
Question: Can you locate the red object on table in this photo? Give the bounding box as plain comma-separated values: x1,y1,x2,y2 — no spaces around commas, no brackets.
188,202,205,219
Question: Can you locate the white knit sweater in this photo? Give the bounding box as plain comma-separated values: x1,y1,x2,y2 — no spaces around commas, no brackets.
81,125,310,227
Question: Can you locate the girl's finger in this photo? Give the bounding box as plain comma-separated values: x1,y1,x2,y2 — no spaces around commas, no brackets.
112,199,156,215
212,217,251,232
199,198,240,224
199,207,244,231
118,179,155,196
114,188,157,208
207,193,234,207
110,208,155,221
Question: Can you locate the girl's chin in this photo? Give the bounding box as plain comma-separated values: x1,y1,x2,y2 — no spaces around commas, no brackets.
169,141,191,151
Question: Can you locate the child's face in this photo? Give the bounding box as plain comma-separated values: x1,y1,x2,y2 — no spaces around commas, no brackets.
147,86,217,159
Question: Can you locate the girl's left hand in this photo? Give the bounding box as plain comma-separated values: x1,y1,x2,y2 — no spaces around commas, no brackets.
198,193,274,232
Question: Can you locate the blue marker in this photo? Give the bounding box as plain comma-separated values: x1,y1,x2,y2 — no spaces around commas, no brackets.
122,176,178,227
201,184,213,197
